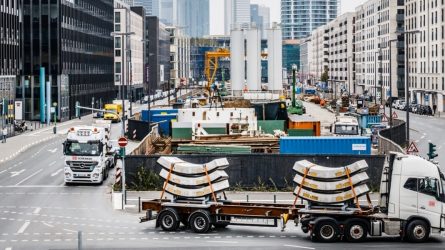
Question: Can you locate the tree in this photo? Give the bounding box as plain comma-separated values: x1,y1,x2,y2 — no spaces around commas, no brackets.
320,66,329,83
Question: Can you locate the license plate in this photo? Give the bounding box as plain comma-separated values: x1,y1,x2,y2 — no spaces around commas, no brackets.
75,173,90,177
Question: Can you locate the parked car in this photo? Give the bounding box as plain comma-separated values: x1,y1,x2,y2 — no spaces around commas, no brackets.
409,104,420,113
93,111,104,119
386,97,399,107
418,105,433,115
397,101,407,110
392,100,401,109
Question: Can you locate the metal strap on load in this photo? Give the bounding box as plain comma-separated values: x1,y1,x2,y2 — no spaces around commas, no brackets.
203,164,218,203
160,163,176,200
344,167,361,212
293,164,316,207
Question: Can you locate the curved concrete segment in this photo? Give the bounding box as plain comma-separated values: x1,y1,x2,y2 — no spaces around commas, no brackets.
163,179,230,198
293,160,368,179
293,184,370,204
293,171,369,191
159,169,229,186
157,157,229,175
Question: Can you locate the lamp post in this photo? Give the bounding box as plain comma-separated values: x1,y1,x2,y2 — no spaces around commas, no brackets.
399,30,421,146
111,31,134,205
387,39,398,129
374,51,379,105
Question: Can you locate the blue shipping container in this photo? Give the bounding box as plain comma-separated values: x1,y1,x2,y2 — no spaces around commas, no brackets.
280,136,371,155
141,109,178,122
141,109,178,136
358,115,382,129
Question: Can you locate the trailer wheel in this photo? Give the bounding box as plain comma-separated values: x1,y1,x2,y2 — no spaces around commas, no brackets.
406,220,430,243
312,220,339,243
158,208,180,231
344,219,368,242
189,210,212,233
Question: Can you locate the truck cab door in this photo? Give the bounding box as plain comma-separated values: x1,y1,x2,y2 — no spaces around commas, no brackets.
417,178,443,229
399,177,418,219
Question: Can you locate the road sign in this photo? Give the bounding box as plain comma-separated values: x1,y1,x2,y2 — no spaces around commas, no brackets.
392,111,398,119
407,141,419,154
118,137,128,148
382,114,388,122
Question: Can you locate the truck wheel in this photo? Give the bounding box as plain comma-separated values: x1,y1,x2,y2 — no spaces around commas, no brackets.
189,210,212,233
312,220,339,243
406,220,430,243
344,219,368,242
158,208,180,231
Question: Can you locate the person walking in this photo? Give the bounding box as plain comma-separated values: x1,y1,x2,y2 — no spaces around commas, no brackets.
2,127,7,143
433,104,437,116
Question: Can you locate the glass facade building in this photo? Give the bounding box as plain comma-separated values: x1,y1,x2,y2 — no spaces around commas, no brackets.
281,0,339,40
19,0,115,121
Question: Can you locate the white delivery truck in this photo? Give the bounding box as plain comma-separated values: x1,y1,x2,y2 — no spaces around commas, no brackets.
331,116,360,136
62,126,116,184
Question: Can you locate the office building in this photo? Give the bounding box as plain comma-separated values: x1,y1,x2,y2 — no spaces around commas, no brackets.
145,16,171,93
133,0,157,15
225,0,251,35
300,38,313,84
19,0,115,121
281,0,339,40
251,4,270,39
176,0,210,38
167,26,191,88
282,40,300,72
0,0,21,102
114,1,145,102
354,0,405,102
405,0,445,112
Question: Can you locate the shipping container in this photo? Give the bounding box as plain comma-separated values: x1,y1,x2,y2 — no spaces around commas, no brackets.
288,129,314,136
141,109,178,122
358,115,382,129
280,136,371,155
288,115,321,136
172,122,227,140
258,120,286,134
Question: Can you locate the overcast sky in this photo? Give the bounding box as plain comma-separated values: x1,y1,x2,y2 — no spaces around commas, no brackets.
210,0,369,35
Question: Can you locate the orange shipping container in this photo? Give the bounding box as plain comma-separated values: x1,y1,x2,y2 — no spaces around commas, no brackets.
288,115,321,136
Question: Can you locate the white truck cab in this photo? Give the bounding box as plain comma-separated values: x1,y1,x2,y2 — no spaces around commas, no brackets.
331,116,360,136
63,126,114,184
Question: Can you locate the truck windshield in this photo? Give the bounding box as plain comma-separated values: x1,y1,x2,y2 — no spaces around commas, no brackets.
335,125,359,135
64,141,101,156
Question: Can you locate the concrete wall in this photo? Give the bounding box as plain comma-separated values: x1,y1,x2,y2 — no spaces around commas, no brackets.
125,154,385,190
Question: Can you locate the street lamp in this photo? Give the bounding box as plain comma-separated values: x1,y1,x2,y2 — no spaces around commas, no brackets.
111,31,134,205
398,30,421,146
387,38,398,129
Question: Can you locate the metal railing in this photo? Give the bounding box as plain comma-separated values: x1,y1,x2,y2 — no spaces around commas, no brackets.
378,119,405,155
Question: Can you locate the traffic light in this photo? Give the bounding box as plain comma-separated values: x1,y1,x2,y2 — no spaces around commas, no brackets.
428,143,438,160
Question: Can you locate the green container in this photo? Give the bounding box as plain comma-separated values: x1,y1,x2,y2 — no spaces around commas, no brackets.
172,128,193,140
258,120,286,134
204,127,227,135
288,129,314,136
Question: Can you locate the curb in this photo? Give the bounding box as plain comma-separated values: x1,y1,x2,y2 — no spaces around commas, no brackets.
0,135,58,164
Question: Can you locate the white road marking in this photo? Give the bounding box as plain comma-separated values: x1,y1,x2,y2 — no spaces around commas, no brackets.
63,229,77,233
49,161,57,167
17,221,30,234
206,241,238,244
284,245,315,250
32,207,41,214
48,148,58,153
5,247,12,250
14,169,43,186
42,222,54,228
10,169,26,177
50,169,63,177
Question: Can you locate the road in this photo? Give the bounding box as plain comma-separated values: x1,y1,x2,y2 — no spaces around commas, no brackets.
389,108,445,168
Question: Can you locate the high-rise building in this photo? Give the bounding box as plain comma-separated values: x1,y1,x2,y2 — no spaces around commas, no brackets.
281,0,340,40
251,4,270,39
225,0,251,35
19,0,115,121
158,0,175,25
166,26,191,88
1,0,21,102
114,1,145,102
133,0,157,15
176,0,210,38
405,0,445,112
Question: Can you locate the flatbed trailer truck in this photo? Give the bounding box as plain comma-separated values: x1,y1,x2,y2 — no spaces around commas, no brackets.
140,153,445,243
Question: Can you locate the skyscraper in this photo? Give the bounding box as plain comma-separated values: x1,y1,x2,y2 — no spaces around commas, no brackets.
225,0,251,34
250,4,270,39
281,0,340,40
133,0,158,15
176,0,210,38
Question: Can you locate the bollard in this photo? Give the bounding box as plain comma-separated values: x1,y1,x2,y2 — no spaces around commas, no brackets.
138,197,141,213
78,231,82,250
246,195,249,202
124,190,127,205
274,194,276,204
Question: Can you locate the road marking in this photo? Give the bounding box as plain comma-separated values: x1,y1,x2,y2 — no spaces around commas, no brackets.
42,222,54,228
63,229,77,233
0,170,6,175
10,169,26,177
283,245,315,250
48,148,58,153
49,161,57,167
32,207,41,214
206,241,238,244
50,169,63,177
17,221,30,234
14,169,43,186
5,247,12,250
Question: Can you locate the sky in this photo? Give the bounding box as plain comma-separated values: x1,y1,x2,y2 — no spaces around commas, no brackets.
209,0,369,35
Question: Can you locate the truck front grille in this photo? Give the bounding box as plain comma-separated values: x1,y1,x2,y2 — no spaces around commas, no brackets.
69,161,96,172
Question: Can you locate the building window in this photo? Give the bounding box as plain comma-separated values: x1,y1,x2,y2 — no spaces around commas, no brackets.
115,62,121,74
115,50,121,57
115,37,121,48
115,24,121,32
115,12,120,23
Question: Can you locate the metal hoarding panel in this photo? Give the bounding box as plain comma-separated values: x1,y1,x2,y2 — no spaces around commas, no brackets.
293,160,368,179
293,171,369,191
159,169,228,186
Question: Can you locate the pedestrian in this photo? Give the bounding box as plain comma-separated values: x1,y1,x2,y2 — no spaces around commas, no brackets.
2,127,7,143
433,104,437,115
